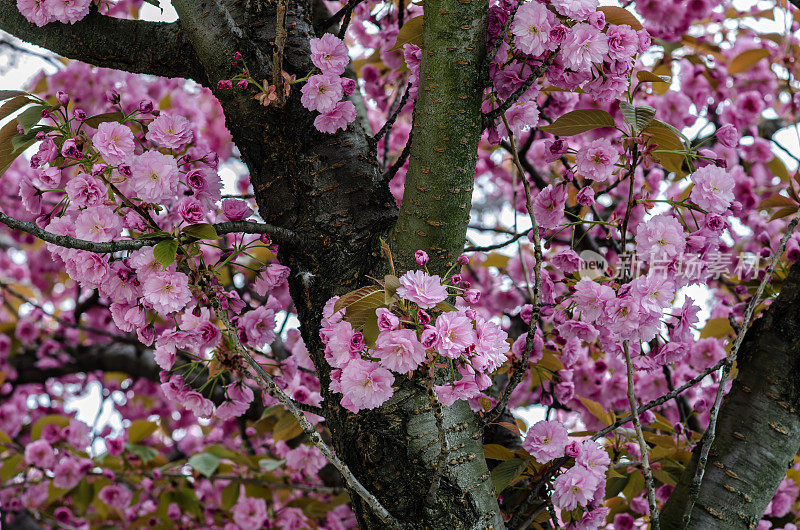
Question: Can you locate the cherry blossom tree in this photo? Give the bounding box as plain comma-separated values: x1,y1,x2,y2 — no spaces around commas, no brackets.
0,0,799,528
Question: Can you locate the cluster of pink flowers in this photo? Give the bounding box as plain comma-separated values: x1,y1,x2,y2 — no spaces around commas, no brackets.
522,420,610,524
320,253,509,412
484,0,651,141
17,0,91,26
299,34,358,133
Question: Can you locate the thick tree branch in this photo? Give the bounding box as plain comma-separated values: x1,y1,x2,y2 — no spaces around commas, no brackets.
0,210,299,253
661,257,800,528
0,2,204,81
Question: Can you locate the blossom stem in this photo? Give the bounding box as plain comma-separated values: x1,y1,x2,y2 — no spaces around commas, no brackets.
623,341,660,530
212,295,404,529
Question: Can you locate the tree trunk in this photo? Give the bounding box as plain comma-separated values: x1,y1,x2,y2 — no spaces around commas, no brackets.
0,0,503,523
661,261,800,529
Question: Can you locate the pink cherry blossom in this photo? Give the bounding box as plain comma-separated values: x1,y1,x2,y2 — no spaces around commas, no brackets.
130,151,180,203
562,23,608,72
511,2,554,56
300,74,344,113
396,269,448,309
338,359,395,413
310,34,349,75
238,305,277,348
146,113,193,149
523,420,569,462
142,271,192,315
432,311,476,359
49,0,91,24
552,466,600,510
531,184,567,229
65,173,106,208
232,495,268,530
24,439,55,469
17,0,53,26
221,198,253,221
576,138,619,182
690,165,735,213
374,328,426,373
634,214,686,259
98,485,132,509
92,121,135,165
74,206,122,242
314,100,357,134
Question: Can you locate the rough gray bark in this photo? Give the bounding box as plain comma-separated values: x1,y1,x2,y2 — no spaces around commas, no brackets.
0,1,203,80
661,261,800,529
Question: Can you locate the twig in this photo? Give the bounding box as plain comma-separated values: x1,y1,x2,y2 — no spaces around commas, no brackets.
425,377,448,500
0,211,300,254
483,53,556,126
382,127,413,184
485,0,522,68
321,0,364,32
464,231,527,252
272,0,289,107
624,342,660,530
212,295,403,529
485,114,542,424
374,82,412,143
681,211,800,528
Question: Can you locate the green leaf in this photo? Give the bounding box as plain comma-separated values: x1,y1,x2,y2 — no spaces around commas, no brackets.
221,481,240,510
259,458,283,472
272,414,303,441
181,223,218,240
1,454,22,482
619,101,656,134
597,6,643,30
173,488,203,517
0,95,34,122
390,16,423,51
128,420,158,443
125,443,159,464
643,120,687,177
636,70,670,85
31,414,71,440
490,458,527,494
483,444,516,461
0,90,29,102
334,285,385,329
0,430,11,445
727,48,770,75
188,452,221,478
17,105,45,134
540,109,616,136
84,111,125,129
71,480,94,513
153,239,178,268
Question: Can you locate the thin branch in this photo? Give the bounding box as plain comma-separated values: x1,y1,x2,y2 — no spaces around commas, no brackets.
483,53,556,126
374,82,412,143
0,3,203,81
485,0,521,68
321,0,364,32
464,230,527,252
485,113,542,424
272,0,289,107
0,210,300,254
212,295,403,529
382,127,413,184
624,342,660,530
681,211,800,528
